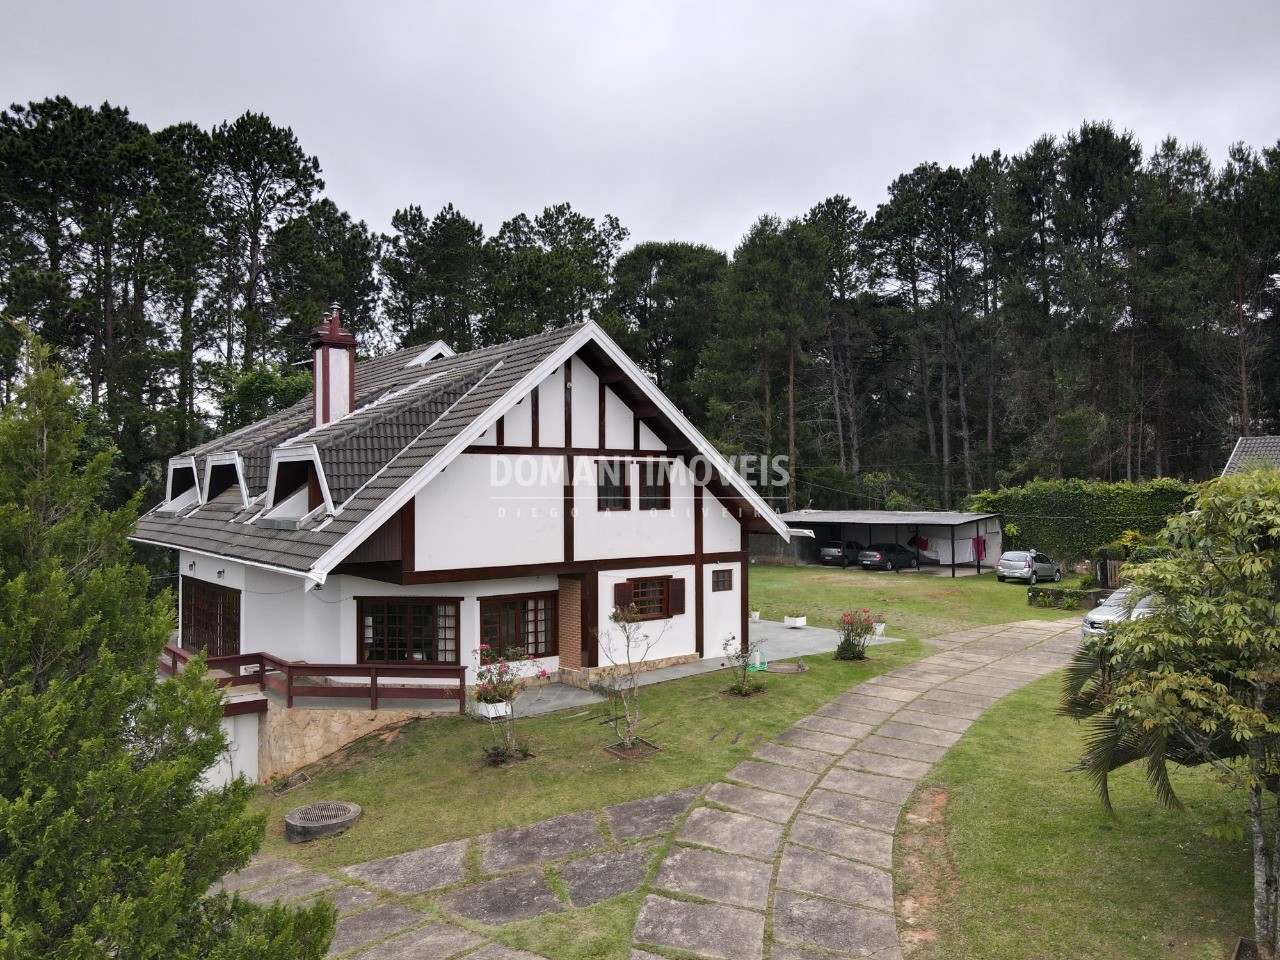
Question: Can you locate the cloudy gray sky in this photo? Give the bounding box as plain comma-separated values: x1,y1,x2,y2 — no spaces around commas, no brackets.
6,1,1279,253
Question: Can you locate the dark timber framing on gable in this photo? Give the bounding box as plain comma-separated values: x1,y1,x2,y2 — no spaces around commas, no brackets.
388,339,758,665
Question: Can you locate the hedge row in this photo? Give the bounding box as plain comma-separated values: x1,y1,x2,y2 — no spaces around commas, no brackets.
968,477,1194,562
1026,586,1109,610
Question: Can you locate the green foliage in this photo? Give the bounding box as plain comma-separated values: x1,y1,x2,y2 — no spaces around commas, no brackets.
1025,586,1098,610
215,363,313,432
1060,470,1280,951
383,203,485,352
968,477,1194,561
0,336,334,958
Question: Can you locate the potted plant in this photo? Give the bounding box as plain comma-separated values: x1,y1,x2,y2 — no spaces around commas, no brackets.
472,645,545,726
783,611,807,628
750,609,761,622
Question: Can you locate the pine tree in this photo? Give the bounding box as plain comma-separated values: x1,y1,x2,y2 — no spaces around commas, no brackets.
0,332,333,959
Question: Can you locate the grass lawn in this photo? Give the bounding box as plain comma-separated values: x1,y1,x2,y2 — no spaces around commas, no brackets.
254,640,929,870
748,565,1080,639
899,672,1252,960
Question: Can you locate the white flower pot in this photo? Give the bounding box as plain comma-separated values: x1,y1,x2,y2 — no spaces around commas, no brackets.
750,610,761,622
784,615,807,629
473,700,512,720
873,623,886,637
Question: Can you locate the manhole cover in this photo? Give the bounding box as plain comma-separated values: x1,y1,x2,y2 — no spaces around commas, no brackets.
285,801,362,843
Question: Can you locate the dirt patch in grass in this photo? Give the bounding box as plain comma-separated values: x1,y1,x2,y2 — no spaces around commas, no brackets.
897,786,956,958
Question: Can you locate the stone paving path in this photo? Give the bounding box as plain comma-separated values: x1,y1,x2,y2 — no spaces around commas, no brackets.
220,618,1079,960
629,618,1080,960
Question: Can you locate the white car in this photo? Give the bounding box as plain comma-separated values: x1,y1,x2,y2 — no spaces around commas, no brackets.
1081,587,1159,639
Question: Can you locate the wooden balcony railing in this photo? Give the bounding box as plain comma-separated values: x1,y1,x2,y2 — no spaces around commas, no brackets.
160,643,467,713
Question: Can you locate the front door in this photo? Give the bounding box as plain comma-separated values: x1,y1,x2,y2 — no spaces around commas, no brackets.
180,575,242,658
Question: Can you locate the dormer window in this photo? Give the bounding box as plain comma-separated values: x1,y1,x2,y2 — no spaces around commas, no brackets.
202,452,249,509
406,340,456,368
159,457,202,515
258,445,333,530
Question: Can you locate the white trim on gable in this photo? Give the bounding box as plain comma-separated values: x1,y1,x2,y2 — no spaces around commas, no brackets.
406,340,457,367
306,322,790,582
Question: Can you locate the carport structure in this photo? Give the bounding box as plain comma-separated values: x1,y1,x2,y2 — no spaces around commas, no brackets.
777,509,1002,577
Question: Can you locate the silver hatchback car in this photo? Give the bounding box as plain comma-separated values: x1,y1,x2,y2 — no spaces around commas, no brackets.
1081,587,1159,639
996,550,1062,584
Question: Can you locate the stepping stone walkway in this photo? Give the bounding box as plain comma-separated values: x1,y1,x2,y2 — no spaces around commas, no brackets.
219,618,1077,960
630,618,1079,960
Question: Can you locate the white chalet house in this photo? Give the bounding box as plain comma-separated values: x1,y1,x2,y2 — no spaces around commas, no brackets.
135,307,792,783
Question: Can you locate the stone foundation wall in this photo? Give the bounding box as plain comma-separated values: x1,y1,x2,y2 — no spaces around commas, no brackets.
258,701,432,778
558,652,700,690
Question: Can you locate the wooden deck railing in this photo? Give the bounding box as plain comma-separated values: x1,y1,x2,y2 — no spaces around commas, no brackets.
160,643,467,713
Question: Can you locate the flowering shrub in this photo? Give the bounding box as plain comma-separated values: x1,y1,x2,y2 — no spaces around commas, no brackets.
473,644,546,704
472,644,547,764
835,608,884,661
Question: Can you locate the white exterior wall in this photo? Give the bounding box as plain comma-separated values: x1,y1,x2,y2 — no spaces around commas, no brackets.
205,712,259,789
604,389,633,447
638,421,664,451
703,561,743,656
704,494,742,553
570,357,598,447
575,458,695,561
504,391,534,446
414,454,564,570
596,563,698,665
539,365,566,446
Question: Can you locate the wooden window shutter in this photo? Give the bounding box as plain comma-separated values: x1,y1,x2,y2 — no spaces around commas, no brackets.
613,581,633,610
670,578,686,616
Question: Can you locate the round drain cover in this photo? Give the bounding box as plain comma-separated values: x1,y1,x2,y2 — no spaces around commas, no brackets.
285,801,362,843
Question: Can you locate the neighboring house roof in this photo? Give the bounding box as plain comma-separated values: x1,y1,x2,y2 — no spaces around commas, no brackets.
134,322,790,584
779,509,998,528
1222,436,1280,476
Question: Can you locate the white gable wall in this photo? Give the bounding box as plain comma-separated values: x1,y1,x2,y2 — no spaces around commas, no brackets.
574,458,695,561
414,453,564,570
704,493,743,553
604,389,633,447
704,561,743,654
570,357,598,447
539,365,566,446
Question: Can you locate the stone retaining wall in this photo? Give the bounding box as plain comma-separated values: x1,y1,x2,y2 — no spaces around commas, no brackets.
258,701,430,778
558,652,700,690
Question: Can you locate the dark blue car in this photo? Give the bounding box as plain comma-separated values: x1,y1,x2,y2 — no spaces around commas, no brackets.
857,542,920,571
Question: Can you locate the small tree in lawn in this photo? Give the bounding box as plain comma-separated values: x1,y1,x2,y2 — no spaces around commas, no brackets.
0,333,334,959
473,644,546,764
599,604,666,751
1061,470,1280,956
723,634,766,696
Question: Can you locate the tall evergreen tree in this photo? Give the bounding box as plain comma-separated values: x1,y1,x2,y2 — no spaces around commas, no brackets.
267,199,381,364
382,203,484,351
0,333,333,959
208,113,322,368
607,240,727,422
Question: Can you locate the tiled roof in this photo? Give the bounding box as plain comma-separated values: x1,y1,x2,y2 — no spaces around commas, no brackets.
134,325,582,574
1222,436,1280,476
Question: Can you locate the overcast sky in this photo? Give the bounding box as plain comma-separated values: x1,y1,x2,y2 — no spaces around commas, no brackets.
6,1,1280,253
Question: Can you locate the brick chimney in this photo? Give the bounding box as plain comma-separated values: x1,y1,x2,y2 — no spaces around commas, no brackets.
311,303,357,427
